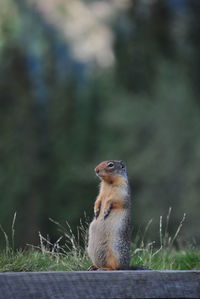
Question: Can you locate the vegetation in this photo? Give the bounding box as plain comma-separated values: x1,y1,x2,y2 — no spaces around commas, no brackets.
0,211,199,272
0,0,200,248
0,247,199,272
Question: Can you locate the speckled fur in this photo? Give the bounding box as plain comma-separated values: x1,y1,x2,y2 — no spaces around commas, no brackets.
87,160,131,270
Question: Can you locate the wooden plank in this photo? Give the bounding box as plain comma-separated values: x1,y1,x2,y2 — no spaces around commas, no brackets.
0,270,199,299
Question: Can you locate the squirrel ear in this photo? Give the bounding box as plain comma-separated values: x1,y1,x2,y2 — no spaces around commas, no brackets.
120,161,125,168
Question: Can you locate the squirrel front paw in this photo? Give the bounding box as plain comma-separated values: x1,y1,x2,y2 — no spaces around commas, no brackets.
94,200,101,219
94,207,100,219
104,202,112,219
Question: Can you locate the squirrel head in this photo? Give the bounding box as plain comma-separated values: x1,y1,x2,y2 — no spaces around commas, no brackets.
95,160,127,184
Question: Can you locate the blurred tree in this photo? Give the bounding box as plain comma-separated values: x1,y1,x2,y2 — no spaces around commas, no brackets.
0,0,199,247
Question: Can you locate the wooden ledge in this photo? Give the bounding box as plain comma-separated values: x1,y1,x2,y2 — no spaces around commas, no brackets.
0,270,199,298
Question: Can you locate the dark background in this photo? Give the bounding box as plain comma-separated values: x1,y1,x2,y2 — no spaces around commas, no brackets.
0,0,200,248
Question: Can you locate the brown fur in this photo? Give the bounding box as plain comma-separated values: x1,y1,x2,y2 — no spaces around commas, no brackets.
106,248,119,269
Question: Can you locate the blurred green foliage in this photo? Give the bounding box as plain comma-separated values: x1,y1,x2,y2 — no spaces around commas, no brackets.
0,0,200,247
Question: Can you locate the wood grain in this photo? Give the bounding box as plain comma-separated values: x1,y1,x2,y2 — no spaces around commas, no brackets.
0,270,199,299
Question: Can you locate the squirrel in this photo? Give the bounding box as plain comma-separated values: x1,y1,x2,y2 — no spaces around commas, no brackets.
87,160,131,271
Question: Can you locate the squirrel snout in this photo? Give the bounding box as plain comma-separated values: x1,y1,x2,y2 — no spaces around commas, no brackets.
95,167,100,174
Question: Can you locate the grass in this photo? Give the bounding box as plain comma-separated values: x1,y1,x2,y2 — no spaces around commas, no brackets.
0,250,90,272
0,248,199,272
0,209,199,272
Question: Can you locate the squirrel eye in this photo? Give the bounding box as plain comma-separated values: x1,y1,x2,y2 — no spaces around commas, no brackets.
107,162,114,168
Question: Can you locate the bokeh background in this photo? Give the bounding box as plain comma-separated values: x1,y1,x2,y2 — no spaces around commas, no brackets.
0,0,200,248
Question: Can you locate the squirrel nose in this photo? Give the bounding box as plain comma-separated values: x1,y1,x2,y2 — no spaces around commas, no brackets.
95,167,100,174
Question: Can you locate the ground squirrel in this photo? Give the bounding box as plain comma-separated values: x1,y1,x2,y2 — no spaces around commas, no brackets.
87,160,131,270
